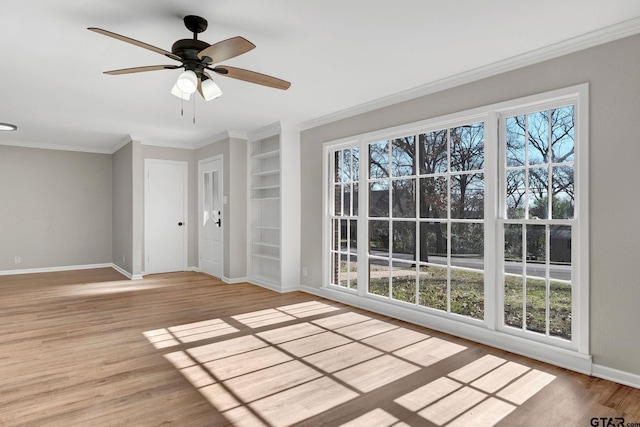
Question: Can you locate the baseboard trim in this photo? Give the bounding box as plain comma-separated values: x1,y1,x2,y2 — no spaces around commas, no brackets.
248,277,299,293
0,263,113,276
299,284,593,376
111,264,143,280
222,276,248,284
592,364,640,389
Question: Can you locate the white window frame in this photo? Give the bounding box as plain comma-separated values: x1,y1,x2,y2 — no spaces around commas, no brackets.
327,143,362,292
322,83,589,357
494,86,589,354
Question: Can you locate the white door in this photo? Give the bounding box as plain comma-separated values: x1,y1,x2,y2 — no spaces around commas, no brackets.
145,160,188,274
199,156,223,278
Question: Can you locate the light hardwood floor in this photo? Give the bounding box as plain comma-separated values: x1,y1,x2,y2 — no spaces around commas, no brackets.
1,269,638,426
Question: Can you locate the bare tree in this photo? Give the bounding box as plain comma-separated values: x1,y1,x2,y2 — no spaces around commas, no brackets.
507,107,575,219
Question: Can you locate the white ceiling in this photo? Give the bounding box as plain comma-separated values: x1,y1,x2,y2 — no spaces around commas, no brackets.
1,0,640,153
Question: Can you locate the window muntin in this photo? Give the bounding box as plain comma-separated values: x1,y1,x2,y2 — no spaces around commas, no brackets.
324,86,587,353
365,122,485,320
330,147,359,290
501,104,575,342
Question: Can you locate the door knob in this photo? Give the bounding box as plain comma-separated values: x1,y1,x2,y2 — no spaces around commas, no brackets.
178,222,183,226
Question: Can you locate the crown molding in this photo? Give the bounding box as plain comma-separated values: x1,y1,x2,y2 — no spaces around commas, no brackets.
247,121,300,141
192,130,247,150
110,135,133,154
247,122,282,141
138,139,194,151
0,140,112,154
226,130,248,141
300,16,640,132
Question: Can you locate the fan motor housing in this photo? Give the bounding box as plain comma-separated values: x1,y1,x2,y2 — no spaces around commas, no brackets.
172,39,211,72
172,39,209,60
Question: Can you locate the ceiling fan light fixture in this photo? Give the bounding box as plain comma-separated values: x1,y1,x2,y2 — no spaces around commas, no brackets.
176,70,198,94
171,83,191,100
201,78,222,101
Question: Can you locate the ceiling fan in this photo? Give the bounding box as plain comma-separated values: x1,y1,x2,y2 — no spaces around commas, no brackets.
88,15,291,101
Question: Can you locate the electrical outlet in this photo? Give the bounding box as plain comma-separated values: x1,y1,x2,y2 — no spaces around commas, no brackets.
14,256,21,264
302,267,308,277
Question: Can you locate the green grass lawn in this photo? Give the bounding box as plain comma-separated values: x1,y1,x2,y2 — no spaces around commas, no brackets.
365,266,572,340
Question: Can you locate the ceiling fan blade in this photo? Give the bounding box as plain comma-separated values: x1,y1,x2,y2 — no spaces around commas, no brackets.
88,27,181,61
197,37,256,64
210,66,291,90
103,65,181,75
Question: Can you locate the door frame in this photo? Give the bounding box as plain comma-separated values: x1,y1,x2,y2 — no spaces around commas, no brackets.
198,154,224,277
144,158,189,274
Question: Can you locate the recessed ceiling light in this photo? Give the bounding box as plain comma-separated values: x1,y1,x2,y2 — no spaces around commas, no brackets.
0,123,17,131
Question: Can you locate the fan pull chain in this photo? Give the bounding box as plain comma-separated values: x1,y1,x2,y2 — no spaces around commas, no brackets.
181,96,184,116
193,94,196,124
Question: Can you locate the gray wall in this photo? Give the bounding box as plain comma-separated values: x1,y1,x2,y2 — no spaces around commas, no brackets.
196,137,248,280
112,142,133,273
0,145,112,270
0,139,247,280
300,34,640,375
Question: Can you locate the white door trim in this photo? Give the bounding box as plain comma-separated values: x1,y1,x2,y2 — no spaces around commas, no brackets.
144,159,188,274
198,154,224,277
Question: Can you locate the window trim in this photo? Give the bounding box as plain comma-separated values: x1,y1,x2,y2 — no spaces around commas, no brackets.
493,86,589,354
361,115,490,327
322,83,589,357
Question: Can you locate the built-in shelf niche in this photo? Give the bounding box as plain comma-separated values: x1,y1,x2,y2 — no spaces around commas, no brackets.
247,123,300,292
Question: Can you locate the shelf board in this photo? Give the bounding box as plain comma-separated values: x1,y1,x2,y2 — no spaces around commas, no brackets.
252,184,280,191
251,241,280,248
252,169,280,177
251,149,280,160
251,253,280,261
251,225,280,230
251,196,280,201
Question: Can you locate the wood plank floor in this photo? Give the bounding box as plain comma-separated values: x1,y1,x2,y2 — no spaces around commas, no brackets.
1,268,638,426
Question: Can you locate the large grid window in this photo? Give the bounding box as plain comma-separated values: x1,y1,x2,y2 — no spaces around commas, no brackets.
501,105,575,341
366,124,486,321
324,85,587,353
329,147,359,289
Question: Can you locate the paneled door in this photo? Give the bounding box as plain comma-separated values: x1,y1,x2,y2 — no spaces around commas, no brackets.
145,159,188,274
199,156,223,278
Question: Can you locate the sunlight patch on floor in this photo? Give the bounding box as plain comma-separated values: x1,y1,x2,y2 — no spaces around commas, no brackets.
333,354,421,393
144,304,554,427
143,319,239,349
249,376,358,426
257,322,325,345
142,329,180,349
393,337,466,367
279,331,352,358
232,309,296,328
394,354,556,426
169,318,239,343
361,327,430,352
233,302,341,329
303,342,383,373
187,335,268,363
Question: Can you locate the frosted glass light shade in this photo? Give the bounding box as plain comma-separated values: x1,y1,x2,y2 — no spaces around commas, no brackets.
171,83,191,100
201,78,222,101
176,70,198,94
